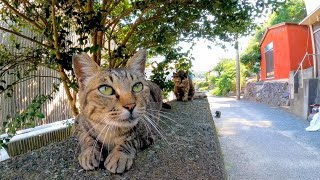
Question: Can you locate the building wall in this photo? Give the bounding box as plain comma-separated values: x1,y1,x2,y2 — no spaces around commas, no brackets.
287,25,313,70
261,24,313,81
260,26,290,80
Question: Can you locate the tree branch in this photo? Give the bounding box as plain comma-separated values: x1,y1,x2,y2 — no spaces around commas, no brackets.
51,0,61,59
21,0,48,27
0,75,61,93
0,0,44,30
121,7,165,46
52,0,78,116
0,26,53,49
105,7,134,30
58,65,78,116
120,13,145,46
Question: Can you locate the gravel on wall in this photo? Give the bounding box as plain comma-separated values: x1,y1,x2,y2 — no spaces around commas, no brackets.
0,98,226,180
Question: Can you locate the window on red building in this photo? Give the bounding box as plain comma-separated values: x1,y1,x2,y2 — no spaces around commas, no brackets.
265,42,274,78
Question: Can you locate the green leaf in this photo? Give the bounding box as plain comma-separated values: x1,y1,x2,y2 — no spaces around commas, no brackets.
28,108,35,116
90,45,100,53
36,112,45,119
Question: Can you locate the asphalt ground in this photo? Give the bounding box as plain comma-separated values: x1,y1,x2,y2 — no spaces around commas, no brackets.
209,96,320,180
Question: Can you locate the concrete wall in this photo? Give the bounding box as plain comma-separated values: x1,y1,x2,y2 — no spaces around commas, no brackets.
290,79,320,119
289,67,314,99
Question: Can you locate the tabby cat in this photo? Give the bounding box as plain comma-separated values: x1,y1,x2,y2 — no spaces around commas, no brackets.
173,70,195,101
72,49,162,174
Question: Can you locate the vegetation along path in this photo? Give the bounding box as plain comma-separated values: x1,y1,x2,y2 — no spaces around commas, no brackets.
209,96,320,180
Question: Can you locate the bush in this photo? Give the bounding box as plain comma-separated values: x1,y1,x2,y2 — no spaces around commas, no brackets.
208,58,248,96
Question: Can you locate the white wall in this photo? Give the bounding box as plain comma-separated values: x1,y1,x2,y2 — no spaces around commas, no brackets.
304,0,320,15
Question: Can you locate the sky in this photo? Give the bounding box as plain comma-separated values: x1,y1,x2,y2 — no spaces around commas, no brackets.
149,37,251,74
180,37,250,73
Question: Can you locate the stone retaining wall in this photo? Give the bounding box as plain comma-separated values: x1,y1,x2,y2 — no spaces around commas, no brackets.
244,81,290,106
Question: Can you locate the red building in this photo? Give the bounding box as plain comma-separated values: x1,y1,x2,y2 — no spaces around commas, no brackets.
260,22,313,81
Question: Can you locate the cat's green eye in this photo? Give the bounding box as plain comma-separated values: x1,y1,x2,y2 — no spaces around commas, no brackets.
132,82,143,93
98,85,114,95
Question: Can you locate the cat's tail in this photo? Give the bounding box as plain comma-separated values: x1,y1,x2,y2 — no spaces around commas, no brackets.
162,102,172,109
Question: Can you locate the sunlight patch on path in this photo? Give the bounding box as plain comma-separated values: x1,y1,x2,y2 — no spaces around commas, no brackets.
218,118,272,136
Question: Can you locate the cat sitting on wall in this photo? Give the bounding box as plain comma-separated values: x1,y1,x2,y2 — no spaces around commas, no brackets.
72,49,163,173
172,70,195,101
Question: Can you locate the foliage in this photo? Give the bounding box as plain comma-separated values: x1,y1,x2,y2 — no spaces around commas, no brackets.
240,0,306,69
0,45,60,149
240,41,261,70
210,58,248,96
196,81,209,91
253,62,260,74
150,47,193,96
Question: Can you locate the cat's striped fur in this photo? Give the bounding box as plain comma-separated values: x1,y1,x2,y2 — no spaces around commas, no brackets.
72,50,162,173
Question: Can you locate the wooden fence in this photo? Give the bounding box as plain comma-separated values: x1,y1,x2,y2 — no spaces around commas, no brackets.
0,21,73,130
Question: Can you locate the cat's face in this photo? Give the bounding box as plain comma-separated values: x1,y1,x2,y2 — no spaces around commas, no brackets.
173,71,188,88
73,50,150,128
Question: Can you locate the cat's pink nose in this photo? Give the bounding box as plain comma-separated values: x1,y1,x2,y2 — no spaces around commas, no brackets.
123,103,136,112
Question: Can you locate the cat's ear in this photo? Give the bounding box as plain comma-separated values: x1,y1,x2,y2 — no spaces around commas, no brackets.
127,49,146,75
173,72,177,77
72,52,100,84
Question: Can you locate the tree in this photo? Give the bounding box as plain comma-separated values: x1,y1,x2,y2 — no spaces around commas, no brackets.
0,0,283,135
210,58,249,96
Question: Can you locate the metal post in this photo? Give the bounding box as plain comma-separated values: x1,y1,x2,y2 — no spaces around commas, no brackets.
309,25,317,78
236,38,240,100
301,63,304,88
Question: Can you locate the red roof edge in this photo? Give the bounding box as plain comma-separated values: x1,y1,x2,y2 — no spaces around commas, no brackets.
259,22,306,46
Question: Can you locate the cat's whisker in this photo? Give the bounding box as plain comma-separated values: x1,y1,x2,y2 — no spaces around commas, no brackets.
147,108,175,116
142,115,170,145
99,122,115,162
144,111,198,146
147,109,182,124
140,117,153,140
73,120,105,159
144,112,175,134
91,122,111,164
146,109,188,133
147,109,189,132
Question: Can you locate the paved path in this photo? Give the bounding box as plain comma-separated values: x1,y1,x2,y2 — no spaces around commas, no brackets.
209,96,320,180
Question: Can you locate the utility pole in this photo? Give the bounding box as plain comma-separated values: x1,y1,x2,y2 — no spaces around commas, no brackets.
235,38,240,100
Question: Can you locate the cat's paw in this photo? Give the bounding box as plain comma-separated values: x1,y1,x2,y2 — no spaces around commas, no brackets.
105,150,135,173
78,148,101,170
182,97,188,101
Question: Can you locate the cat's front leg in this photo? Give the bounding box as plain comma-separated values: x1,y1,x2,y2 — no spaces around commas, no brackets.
78,146,101,170
77,134,102,170
183,88,190,101
105,142,136,173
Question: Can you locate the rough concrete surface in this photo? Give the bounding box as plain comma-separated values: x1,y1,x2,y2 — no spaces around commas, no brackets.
210,96,320,180
0,98,225,180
